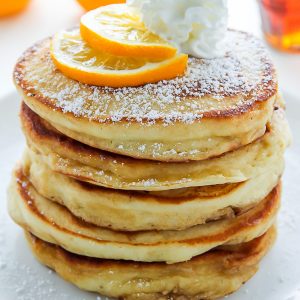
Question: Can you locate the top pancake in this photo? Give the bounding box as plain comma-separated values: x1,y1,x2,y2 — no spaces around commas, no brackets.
14,30,277,161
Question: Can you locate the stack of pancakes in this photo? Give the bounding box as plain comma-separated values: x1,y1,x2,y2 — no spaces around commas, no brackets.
8,30,291,299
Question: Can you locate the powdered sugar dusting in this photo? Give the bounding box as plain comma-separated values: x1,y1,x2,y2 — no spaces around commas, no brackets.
15,30,276,125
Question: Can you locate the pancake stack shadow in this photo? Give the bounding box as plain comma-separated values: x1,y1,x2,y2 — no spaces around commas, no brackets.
8,30,291,299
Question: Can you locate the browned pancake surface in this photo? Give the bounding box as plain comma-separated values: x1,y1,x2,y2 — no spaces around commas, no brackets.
25,226,276,299
14,30,276,124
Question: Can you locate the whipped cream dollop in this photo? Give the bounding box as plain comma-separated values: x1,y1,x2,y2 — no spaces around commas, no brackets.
127,0,228,59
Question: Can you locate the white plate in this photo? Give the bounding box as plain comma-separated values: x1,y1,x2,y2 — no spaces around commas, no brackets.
0,91,300,300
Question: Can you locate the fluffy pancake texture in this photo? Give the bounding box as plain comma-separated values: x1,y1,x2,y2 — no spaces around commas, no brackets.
23,150,283,231
14,30,277,161
8,21,291,300
25,227,276,300
8,167,280,263
21,103,290,191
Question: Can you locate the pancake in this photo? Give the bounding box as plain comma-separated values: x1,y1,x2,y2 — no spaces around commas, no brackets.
8,167,280,263
21,103,290,191
23,151,283,231
14,30,277,162
25,227,276,300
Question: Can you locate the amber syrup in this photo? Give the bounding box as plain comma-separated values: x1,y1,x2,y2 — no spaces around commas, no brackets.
259,0,300,52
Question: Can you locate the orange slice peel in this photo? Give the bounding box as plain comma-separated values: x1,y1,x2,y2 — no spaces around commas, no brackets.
50,28,188,88
80,4,177,59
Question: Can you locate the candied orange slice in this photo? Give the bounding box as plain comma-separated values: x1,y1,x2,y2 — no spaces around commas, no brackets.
76,0,126,11
80,4,177,59
51,28,188,88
